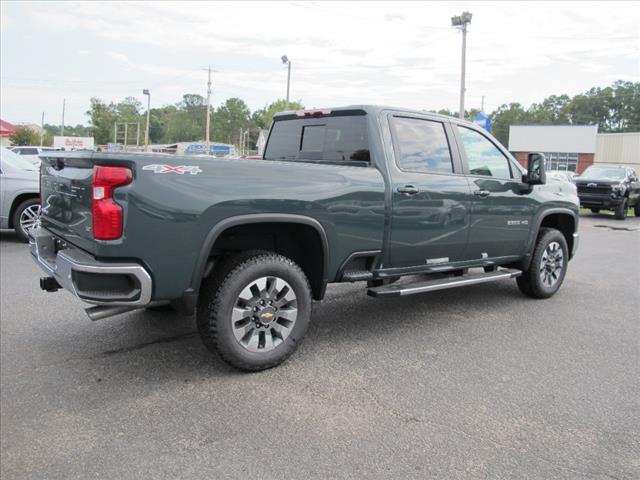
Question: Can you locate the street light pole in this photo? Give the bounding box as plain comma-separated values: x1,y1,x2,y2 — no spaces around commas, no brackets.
281,55,291,109
61,98,65,136
143,89,151,151
451,11,472,120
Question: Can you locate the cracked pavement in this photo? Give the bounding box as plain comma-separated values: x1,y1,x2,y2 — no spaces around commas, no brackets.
1,213,639,479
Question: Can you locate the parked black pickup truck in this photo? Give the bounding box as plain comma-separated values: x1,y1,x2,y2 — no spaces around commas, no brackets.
31,106,579,370
575,165,640,219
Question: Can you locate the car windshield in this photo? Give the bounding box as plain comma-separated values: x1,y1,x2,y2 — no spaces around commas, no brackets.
0,147,38,171
580,166,626,180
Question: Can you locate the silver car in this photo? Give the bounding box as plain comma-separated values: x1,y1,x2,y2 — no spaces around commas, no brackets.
0,147,40,242
11,146,62,166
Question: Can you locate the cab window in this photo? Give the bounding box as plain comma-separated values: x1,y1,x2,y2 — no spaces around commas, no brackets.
457,126,512,179
391,117,453,174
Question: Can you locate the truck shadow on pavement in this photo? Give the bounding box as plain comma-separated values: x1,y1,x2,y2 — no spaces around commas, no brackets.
89,279,526,376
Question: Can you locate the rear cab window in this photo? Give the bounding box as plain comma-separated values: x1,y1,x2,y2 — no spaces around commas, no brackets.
264,111,370,165
390,116,454,174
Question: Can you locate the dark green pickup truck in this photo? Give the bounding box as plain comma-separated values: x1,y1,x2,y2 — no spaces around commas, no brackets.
31,106,579,370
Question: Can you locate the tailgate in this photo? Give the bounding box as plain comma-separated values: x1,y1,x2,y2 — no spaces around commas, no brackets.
39,152,131,253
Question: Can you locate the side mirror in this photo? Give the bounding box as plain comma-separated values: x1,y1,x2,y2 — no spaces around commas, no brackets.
524,152,546,185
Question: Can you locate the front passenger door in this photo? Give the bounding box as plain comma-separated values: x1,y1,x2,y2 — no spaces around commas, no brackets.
454,125,536,261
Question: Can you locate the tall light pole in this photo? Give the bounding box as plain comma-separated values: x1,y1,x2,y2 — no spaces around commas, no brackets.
143,89,151,151
60,98,66,136
281,55,291,109
451,11,472,119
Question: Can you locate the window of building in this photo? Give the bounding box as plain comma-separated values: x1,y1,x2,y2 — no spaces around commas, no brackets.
391,117,453,174
543,152,579,172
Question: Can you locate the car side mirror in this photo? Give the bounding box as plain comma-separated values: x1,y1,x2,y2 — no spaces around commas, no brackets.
523,152,546,185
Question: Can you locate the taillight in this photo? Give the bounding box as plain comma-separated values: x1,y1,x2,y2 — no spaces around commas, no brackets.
92,166,132,240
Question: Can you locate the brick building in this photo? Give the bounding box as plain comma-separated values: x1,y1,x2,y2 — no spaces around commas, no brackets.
508,125,598,174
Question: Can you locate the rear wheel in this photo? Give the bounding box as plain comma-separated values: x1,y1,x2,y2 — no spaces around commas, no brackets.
12,198,41,243
634,202,640,217
614,198,628,220
517,228,568,299
197,251,312,371
590,208,600,214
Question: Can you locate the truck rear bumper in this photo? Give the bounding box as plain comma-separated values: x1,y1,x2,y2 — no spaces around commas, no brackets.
30,227,152,307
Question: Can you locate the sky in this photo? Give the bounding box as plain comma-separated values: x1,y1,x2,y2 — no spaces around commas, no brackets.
1,1,639,126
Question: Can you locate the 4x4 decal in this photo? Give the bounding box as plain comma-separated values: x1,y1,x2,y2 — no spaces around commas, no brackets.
142,164,202,175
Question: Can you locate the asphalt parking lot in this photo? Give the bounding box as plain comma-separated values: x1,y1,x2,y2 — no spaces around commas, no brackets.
1,214,639,480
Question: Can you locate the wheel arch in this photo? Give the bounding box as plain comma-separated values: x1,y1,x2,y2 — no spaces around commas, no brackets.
8,193,40,229
190,214,329,302
522,208,577,270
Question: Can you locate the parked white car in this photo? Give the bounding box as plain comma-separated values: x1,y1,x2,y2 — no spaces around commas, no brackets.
11,146,62,166
547,170,577,193
0,147,40,241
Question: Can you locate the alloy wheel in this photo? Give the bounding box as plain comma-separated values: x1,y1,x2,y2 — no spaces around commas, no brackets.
231,276,298,353
539,241,564,288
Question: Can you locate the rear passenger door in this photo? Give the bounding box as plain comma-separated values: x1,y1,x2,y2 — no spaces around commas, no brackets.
453,124,535,261
387,115,473,269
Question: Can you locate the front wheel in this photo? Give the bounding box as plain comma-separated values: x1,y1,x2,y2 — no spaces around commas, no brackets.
614,198,628,220
634,202,640,217
517,228,569,299
197,251,312,371
13,198,41,242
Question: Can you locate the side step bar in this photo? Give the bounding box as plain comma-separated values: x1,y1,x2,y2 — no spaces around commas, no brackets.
342,270,374,282
367,268,522,298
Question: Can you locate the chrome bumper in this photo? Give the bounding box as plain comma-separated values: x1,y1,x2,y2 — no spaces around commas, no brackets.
30,227,152,306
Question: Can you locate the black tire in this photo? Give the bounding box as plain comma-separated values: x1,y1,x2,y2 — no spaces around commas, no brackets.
517,228,569,299
590,208,600,214
634,201,640,217
12,198,40,243
614,198,628,220
197,251,312,371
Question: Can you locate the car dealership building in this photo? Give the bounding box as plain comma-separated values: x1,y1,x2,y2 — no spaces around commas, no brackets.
509,125,640,173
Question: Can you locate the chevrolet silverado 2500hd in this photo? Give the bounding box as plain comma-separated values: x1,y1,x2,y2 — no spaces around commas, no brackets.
31,106,579,371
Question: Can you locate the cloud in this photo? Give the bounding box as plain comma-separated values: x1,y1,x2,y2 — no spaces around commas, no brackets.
2,1,638,124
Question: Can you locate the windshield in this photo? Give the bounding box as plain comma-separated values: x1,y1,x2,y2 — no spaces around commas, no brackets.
0,147,38,171
580,166,626,180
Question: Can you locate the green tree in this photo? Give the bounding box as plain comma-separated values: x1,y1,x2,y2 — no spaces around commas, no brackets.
8,127,40,146
213,97,252,145
86,97,118,144
489,103,531,146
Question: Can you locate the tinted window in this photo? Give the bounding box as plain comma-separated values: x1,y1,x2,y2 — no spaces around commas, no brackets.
301,125,324,152
457,126,511,178
20,148,39,155
264,114,369,163
392,117,453,174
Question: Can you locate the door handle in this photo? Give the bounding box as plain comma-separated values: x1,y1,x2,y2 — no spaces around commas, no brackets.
473,189,491,198
397,185,419,195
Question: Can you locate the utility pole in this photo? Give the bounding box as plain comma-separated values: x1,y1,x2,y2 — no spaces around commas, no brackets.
481,95,485,112
61,98,66,136
451,12,472,119
143,89,151,151
205,66,212,154
40,112,45,146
